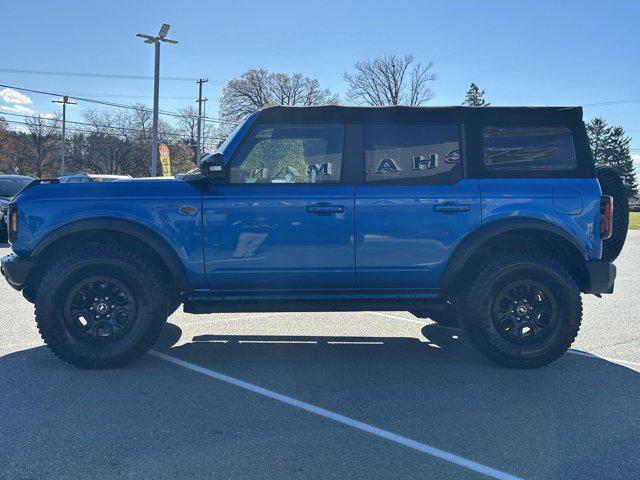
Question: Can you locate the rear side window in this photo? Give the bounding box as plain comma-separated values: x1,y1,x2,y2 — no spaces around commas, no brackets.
483,127,576,171
364,124,461,184
230,124,344,184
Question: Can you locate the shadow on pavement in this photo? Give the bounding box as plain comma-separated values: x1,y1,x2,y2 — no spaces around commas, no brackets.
154,321,640,479
1,321,639,479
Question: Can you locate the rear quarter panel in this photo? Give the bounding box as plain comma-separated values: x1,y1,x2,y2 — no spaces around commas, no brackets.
479,178,602,260
12,179,206,286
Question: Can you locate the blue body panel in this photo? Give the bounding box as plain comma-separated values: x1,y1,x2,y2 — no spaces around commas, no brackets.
11,176,603,295
355,179,482,288
479,178,602,260
12,179,207,286
202,185,355,289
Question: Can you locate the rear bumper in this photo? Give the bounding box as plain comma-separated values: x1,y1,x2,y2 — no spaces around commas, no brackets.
1,253,34,291
585,260,616,294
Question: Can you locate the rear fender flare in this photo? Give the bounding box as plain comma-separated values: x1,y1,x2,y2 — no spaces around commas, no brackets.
440,218,587,288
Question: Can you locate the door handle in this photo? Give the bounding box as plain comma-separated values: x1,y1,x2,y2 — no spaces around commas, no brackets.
433,204,471,214
306,203,345,215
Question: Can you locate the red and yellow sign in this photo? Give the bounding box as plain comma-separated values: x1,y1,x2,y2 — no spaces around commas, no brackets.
159,143,171,177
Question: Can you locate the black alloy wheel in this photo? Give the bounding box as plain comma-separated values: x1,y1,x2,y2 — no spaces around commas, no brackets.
64,277,137,345
491,280,558,345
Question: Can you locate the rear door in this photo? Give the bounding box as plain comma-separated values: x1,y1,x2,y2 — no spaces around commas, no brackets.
202,123,356,290
355,123,481,288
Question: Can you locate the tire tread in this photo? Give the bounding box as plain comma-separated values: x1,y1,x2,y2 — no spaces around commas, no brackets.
35,244,168,369
460,251,582,368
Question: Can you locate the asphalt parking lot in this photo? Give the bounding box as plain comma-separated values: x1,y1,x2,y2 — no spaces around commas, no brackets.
1,233,639,480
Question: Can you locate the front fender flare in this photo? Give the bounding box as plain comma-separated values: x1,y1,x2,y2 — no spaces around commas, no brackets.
31,218,190,290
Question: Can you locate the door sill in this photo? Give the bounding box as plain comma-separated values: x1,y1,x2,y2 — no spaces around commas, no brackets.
184,290,443,314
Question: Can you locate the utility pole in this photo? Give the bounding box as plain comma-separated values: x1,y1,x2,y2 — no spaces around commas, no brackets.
52,95,77,176
196,95,208,160
195,78,208,166
137,24,178,176
201,97,208,156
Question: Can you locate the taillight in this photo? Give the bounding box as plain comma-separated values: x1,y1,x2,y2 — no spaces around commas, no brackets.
599,195,613,241
7,203,17,245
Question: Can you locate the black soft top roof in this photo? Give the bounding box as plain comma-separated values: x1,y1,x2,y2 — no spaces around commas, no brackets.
256,105,584,126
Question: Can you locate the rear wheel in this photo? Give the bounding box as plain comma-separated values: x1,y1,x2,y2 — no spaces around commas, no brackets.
35,245,169,368
597,166,629,261
460,252,582,368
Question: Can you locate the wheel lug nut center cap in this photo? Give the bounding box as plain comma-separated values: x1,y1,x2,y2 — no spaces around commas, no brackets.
96,303,109,314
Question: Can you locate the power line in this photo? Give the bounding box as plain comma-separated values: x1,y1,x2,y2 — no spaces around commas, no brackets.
0,67,200,82
2,114,218,141
68,92,199,100
583,98,640,107
0,83,230,124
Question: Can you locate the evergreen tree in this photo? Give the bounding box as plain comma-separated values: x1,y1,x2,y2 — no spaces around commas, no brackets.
586,117,638,198
462,83,490,106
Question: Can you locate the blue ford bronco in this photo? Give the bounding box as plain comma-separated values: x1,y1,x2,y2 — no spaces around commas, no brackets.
1,106,627,369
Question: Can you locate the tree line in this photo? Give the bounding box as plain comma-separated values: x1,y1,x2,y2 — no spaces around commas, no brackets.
0,53,636,198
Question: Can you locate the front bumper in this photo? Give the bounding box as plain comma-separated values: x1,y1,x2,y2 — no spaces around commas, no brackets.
585,260,616,294
1,253,34,291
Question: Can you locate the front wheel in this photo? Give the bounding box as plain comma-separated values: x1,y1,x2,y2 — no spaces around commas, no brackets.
35,245,169,369
460,252,582,368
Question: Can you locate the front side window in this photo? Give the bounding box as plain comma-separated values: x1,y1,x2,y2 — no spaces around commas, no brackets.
229,124,344,184
364,124,462,183
483,127,576,171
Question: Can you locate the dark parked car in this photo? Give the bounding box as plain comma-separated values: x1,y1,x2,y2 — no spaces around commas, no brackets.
0,175,36,242
58,173,131,183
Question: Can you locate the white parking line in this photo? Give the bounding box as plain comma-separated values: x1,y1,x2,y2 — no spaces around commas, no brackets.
367,311,428,325
149,349,524,480
567,349,640,368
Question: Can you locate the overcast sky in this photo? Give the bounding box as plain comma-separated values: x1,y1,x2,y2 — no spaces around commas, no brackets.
1,0,638,166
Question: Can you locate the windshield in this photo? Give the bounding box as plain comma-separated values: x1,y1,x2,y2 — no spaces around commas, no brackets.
215,121,246,157
0,178,33,197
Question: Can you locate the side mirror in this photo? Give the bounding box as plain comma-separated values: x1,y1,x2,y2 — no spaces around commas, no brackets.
200,153,226,180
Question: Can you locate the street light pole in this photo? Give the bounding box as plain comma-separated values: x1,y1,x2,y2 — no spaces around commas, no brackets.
52,95,77,176
151,41,161,176
136,24,178,176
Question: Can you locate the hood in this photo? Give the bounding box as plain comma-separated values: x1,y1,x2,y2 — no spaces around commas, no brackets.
13,176,189,204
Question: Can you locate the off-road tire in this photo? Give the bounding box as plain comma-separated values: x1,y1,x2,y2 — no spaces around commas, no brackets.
597,166,629,262
35,245,169,369
460,252,582,368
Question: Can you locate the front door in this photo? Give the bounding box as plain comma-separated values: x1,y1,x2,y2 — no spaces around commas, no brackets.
355,123,481,289
202,123,355,290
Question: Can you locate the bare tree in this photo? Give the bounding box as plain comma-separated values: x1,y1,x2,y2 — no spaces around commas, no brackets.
81,110,135,175
175,105,215,159
17,115,61,177
219,69,338,135
268,73,338,107
0,115,16,173
176,105,199,148
219,69,273,126
344,54,436,106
